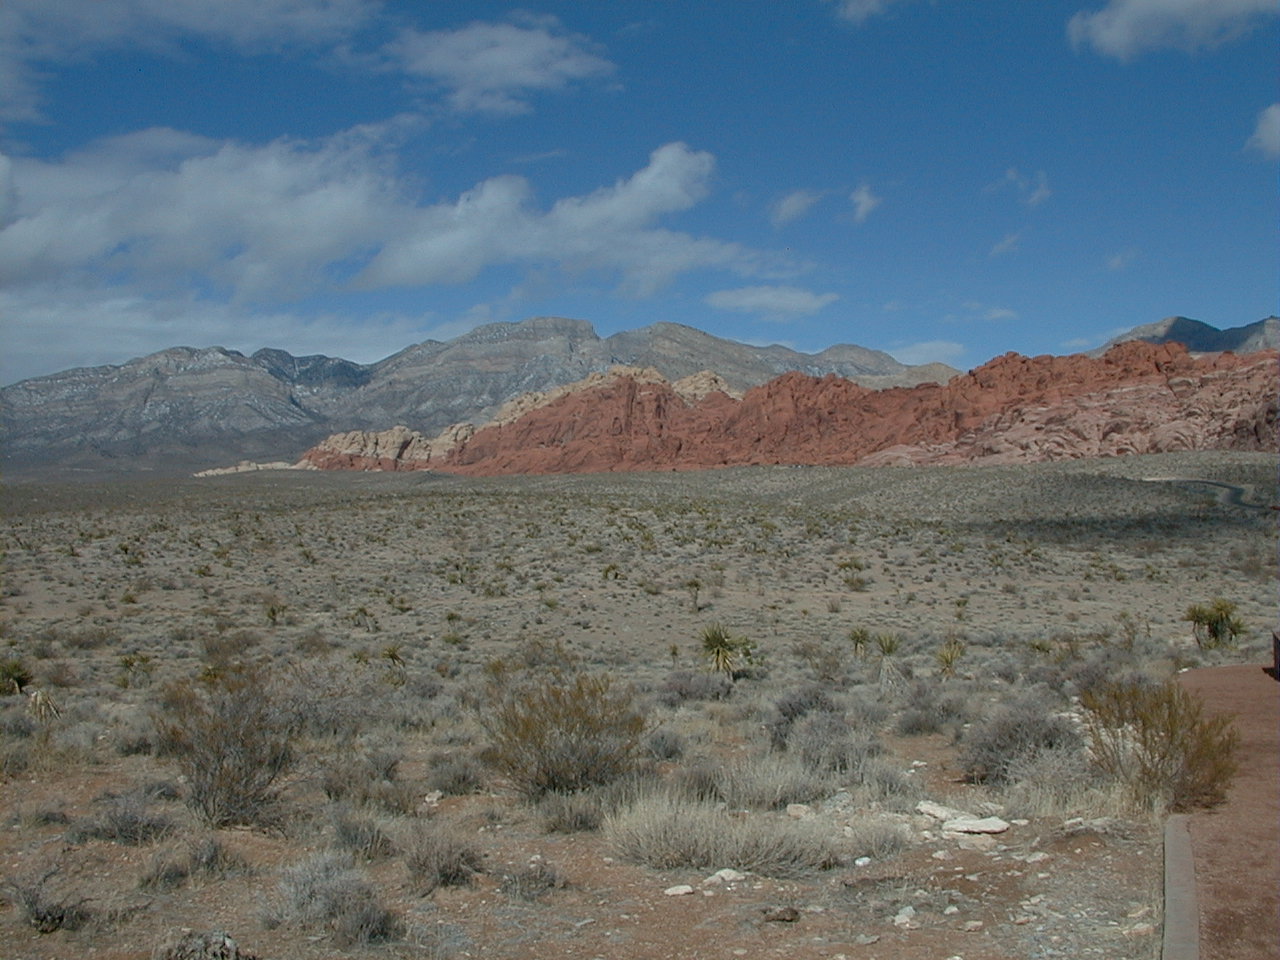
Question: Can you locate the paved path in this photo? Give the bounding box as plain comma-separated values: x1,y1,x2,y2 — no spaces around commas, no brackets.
1178,664,1279,960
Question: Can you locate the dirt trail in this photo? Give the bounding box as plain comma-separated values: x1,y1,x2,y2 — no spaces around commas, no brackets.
1178,664,1279,960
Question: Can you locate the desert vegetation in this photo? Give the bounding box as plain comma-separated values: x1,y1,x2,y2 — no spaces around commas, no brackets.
0,451,1273,959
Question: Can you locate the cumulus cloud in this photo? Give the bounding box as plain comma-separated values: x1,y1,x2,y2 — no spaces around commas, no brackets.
0,0,376,121
704,285,839,320
0,131,783,380
770,189,822,227
825,0,913,24
850,182,882,223
887,340,966,366
385,15,614,114
1068,0,1279,60
1246,103,1280,158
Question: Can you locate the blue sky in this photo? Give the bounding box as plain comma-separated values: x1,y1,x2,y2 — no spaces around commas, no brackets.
1,0,1276,384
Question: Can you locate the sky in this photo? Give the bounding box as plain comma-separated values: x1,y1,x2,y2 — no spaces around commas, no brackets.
1,0,1277,385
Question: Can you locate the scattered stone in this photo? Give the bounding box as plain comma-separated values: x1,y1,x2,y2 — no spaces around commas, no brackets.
663,885,695,896
854,856,872,867
1025,851,1049,863
762,906,801,923
893,905,917,928
853,933,880,945
957,834,998,852
702,868,748,885
1127,922,1156,938
786,803,814,820
963,920,984,932
931,849,954,861
917,800,973,821
943,905,960,915
943,816,1010,834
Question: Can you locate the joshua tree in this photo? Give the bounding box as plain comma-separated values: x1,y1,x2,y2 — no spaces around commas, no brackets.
701,622,753,680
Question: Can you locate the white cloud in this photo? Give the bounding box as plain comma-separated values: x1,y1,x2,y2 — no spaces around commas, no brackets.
825,0,913,24
385,15,614,115
1246,103,1280,158
770,189,822,227
887,340,966,365
991,167,1052,207
850,182,883,223
0,0,376,121
985,307,1018,321
360,141,776,296
989,231,1022,257
1068,0,1279,60
1107,248,1138,270
704,285,839,320
0,126,407,298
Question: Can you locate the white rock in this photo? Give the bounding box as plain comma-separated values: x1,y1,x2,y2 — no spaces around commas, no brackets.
786,803,814,820
963,920,984,932
917,800,973,821
854,856,872,867
942,816,1010,834
663,885,695,896
703,868,748,885
1025,851,1049,863
931,849,954,861
956,834,998,852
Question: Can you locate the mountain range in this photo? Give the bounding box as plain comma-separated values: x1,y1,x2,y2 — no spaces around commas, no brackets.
1,314,1274,475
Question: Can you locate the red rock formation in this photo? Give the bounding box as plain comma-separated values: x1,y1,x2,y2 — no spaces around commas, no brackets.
296,343,1277,475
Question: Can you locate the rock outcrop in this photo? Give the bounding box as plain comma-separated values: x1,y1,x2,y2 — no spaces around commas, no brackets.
297,342,1276,475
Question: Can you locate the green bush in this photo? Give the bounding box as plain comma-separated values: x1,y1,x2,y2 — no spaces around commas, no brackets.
1081,679,1239,811
1182,598,1244,650
478,669,645,799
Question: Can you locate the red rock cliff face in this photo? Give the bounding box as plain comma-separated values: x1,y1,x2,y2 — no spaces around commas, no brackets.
296,342,1277,475
437,342,1276,474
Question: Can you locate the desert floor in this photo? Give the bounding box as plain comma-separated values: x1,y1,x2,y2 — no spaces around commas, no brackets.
1,450,1275,960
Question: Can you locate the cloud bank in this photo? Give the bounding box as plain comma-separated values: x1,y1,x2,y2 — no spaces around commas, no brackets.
1069,0,1280,59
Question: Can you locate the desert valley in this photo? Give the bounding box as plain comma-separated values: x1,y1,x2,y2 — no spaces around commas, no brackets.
1,317,1276,960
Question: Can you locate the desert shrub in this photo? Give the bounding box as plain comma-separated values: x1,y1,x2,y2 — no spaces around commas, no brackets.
646,727,686,761
767,684,837,749
424,750,486,795
895,681,968,735
153,669,298,828
791,712,882,775
843,818,911,861
478,669,645,799
331,807,396,861
1081,679,1239,811
265,852,402,946
960,697,1080,785
715,753,836,810
500,858,566,900
66,792,173,845
140,836,247,891
999,746,1120,820
5,869,92,932
320,744,416,813
402,823,483,893
605,791,840,878
656,669,732,707
855,757,924,807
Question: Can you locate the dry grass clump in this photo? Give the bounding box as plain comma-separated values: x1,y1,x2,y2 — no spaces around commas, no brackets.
4,869,93,933
140,835,248,890
65,790,174,845
402,821,484,893
1082,679,1239,811
263,851,402,946
605,791,841,878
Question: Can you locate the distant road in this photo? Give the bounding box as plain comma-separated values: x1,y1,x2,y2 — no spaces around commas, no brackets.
1140,477,1275,511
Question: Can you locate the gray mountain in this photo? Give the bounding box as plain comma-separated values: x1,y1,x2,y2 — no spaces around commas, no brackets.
1090,316,1279,356
0,317,956,475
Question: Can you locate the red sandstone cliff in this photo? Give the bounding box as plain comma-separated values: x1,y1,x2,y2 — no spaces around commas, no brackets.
295,343,1277,475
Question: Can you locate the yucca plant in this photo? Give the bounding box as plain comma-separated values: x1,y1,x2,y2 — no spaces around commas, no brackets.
935,638,966,678
1182,598,1244,650
701,623,753,680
